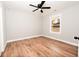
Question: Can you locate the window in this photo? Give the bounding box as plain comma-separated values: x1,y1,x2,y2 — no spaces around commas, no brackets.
50,14,61,33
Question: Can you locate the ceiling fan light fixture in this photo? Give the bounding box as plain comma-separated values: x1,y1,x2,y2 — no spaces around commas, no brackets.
38,9,41,11
29,1,51,13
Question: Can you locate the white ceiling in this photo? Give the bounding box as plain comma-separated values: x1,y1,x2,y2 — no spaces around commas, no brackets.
2,1,79,12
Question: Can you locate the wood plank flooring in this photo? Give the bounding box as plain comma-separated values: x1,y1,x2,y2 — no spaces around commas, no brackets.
1,36,78,57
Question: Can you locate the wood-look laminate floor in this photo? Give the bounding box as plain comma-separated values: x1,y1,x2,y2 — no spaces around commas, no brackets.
1,36,78,57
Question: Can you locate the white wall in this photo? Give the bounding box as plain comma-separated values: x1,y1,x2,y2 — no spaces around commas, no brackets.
5,4,79,45
0,2,6,53
6,8,42,41
0,2,3,52
2,5,7,51
43,5,79,45
0,1,79,55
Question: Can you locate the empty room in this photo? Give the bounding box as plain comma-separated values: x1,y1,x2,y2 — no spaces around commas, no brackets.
0,0,79,57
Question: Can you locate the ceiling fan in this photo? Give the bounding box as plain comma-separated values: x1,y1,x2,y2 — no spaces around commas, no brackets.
29,1,51,13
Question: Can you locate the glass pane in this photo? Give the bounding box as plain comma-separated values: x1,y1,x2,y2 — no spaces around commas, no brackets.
51,15,61,33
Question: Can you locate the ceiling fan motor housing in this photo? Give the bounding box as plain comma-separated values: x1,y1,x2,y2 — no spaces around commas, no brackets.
29,1,51,13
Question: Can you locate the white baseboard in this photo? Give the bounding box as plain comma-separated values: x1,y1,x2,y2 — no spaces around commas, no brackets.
1,35,77,57
43,35,77,46
0,52,1,56
7,35,42,43
0,51,3,56
0,42,7,56
6,35,77,47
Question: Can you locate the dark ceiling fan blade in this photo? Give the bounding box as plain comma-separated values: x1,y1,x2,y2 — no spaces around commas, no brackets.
29,4,37,8
39,1,45,8
33,9,38,12
42,7,51,9
40,9,43,13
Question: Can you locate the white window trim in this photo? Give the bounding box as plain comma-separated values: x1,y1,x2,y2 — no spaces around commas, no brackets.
50,14,62,34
